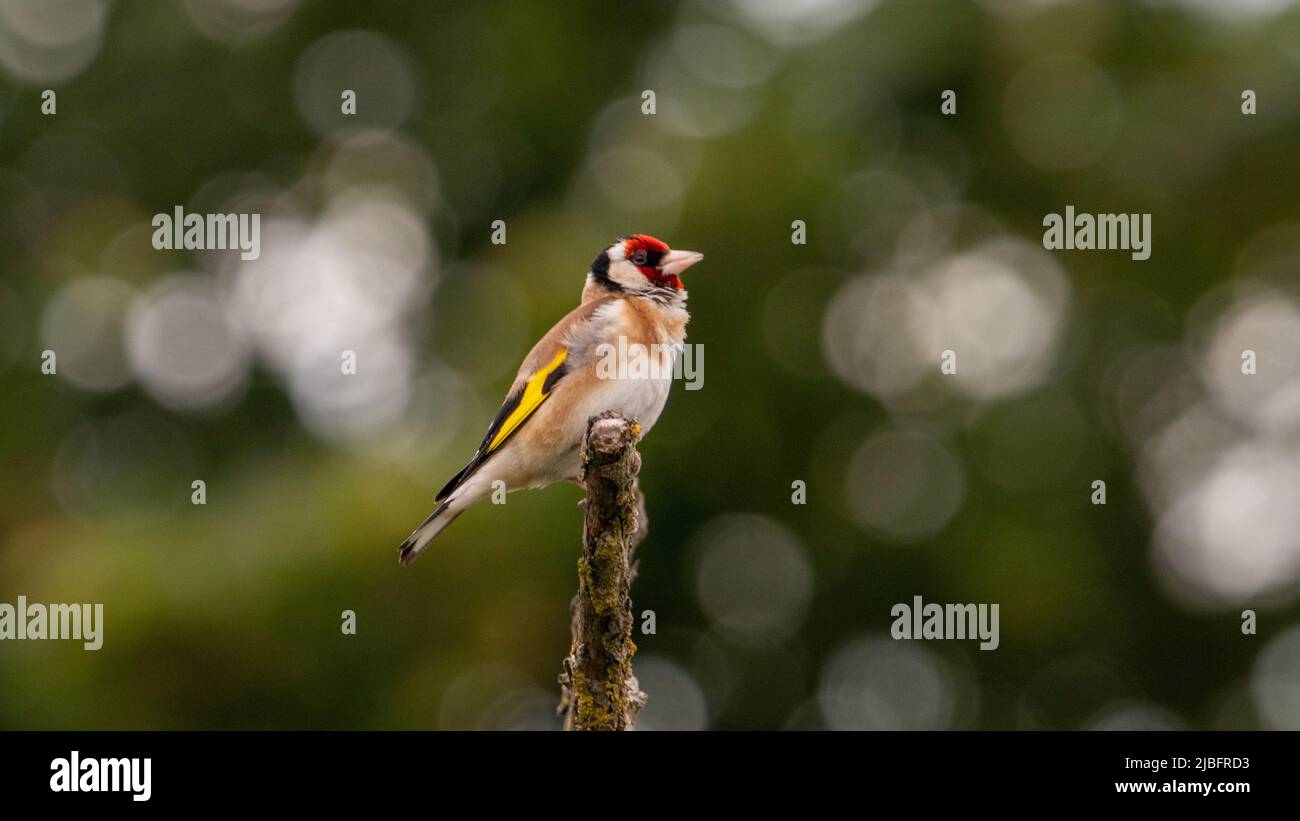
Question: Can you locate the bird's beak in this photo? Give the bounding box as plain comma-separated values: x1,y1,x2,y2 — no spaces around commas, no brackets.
659,249,704,277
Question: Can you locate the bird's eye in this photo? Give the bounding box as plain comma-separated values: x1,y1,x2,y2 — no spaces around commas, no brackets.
631,250,648,266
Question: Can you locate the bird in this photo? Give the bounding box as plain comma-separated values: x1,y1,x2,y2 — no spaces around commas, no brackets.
397,234,703,566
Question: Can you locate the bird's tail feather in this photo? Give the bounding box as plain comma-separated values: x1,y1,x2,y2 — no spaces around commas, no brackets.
397,499,463,566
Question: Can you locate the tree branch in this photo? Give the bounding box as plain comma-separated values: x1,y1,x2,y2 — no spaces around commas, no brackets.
557,411,648,731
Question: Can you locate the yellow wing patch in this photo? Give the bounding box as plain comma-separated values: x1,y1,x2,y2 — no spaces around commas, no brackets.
487,348,568,453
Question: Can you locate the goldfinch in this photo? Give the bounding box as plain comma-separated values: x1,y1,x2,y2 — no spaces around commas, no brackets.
398,234,703,566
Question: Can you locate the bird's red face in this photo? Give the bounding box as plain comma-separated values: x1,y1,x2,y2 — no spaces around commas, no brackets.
622,234,703,291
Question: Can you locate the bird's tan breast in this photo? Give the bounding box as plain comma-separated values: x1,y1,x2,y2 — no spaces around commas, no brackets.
621,293,689,347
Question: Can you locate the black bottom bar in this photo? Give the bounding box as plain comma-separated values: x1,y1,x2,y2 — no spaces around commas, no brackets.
1,730,1284,807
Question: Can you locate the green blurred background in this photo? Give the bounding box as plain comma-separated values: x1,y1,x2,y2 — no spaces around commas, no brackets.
2,0,1300,730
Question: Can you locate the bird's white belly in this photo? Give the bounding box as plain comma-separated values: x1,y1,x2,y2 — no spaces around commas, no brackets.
515,374,672,487
570,329,681,437
584,369,674,433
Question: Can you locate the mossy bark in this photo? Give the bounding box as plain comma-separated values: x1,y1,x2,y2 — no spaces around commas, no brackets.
558,411,647,731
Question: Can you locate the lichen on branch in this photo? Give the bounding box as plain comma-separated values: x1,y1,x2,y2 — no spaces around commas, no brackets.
557,411,648,731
